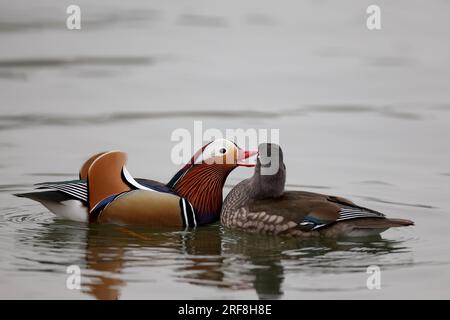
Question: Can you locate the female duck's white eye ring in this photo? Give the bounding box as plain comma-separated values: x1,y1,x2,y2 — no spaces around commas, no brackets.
219,148,227,154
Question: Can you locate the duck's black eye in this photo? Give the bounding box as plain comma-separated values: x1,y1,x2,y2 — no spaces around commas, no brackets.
219,148,227,154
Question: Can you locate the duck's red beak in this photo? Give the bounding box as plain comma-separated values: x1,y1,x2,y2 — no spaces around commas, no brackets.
236,150,258,167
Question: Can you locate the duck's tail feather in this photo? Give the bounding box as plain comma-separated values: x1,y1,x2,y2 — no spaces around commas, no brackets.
351,217,414,229
15,190,70,202
319,217,414,237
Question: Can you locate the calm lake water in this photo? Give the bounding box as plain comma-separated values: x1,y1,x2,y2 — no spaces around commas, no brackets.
1,0,450,299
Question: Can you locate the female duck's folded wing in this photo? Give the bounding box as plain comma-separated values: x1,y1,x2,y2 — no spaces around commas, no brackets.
281,191,389,228
247,192,341,231
249,191,413,234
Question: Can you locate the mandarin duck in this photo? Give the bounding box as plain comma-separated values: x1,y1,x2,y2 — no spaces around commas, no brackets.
221,143,414,237
16,139,257,227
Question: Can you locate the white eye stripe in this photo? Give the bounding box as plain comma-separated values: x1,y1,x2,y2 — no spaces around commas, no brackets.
195,139,235,164
203,139,233,155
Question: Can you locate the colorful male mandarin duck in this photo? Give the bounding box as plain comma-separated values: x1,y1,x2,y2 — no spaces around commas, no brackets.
16,139,257,227
221,143,414,237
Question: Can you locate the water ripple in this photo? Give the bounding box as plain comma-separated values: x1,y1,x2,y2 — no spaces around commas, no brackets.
358,195,436,209
0,184,30,193
0,110,280,130
178,14,228,28
357,180,394,186
1,210,54,224
0,104,431,131
0,56,154,69
0,9,160,33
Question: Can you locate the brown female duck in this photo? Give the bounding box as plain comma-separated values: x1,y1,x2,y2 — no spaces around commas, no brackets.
221,143,414,237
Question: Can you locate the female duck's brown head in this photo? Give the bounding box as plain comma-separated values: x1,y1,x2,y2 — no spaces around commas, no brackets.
251,143,286,199
167,139,257,224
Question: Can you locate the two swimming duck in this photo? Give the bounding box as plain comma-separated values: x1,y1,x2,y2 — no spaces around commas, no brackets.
17,140,414,237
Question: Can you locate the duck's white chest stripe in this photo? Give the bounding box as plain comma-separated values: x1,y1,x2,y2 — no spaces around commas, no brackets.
122,167,157,192
180,198,197,228
188,202,197,227
181,198,189,228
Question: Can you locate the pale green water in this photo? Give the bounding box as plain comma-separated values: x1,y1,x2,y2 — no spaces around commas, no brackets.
0,0,449,299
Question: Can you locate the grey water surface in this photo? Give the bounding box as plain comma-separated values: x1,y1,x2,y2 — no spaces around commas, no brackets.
0,0,449,299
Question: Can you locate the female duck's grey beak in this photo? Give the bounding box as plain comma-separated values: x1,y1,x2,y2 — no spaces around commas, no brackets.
236,150,258,167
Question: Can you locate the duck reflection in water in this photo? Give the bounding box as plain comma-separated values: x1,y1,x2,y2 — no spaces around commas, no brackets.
23,219,411,299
